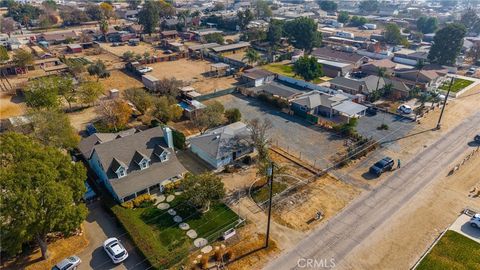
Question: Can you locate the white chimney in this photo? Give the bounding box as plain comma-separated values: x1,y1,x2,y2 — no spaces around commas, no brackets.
162,127,174,149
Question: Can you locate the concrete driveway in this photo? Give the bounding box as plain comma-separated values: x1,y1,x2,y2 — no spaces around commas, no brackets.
77,201,149,270
218,94,346,169
449,213,480,243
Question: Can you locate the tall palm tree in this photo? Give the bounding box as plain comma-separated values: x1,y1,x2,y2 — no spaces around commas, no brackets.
243,49,260,66
414,59,425,90
99,19,109,42
375,67,387,92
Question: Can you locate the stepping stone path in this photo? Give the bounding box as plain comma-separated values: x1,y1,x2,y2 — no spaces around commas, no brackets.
166,195,175,202
194,238,208,248
167,209,176,216
173,215,183,223
174,191,183,196
157,203,170,210
186,229,198,239
201,245,213,254
154,194,165,203
179,223,190,230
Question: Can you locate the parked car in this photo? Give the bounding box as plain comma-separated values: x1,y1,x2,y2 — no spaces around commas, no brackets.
366,107,378,116
397,104,412,114
474,134,480,143
470,214,480,228
466,67,477,75
369,157,394,176
51,256,81,270
138,67,153,74
103,238,128,264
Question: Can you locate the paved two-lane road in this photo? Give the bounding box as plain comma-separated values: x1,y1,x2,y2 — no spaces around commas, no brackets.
264,112,480,270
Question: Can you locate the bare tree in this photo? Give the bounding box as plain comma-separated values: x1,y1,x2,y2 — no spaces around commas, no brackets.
247,118,272,162
151,77,183,98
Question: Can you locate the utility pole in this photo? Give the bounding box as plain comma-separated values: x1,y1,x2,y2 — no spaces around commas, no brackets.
265,161,274,248
436,76,454,130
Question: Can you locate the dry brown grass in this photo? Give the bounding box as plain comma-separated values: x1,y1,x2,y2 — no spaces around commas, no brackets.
0,92,26,119
3,227,89,270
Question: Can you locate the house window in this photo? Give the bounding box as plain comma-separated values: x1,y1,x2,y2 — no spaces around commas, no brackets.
159,151,169,162
140,160,150,170
117,167,126,178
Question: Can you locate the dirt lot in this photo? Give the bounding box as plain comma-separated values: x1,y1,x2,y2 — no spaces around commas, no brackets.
269,151,360,232
47,45,123,69
145,59,239,94
340,150,480,270
0,92,26,119
99,42,159,58
83,70,143,92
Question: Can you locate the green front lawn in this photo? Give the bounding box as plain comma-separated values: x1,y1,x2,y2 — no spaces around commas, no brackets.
263,63,324,84
417,230,480,270
439,78,474,93
111,195,239,269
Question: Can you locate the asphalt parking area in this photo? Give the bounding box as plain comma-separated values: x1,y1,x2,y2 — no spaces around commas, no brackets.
215,94,346,169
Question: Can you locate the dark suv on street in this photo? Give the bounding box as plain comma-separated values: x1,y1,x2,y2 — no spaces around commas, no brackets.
369,157,394,176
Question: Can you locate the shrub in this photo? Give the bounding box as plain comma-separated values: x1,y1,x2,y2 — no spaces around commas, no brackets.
121,200,134,209
214,250,224,261
172,129,186,150
223,250,234,261
377,124,389,130
132,194,154,208
200,257,209,269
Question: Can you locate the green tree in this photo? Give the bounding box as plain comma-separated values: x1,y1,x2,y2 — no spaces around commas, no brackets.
318,1,337,12
460,9,480,34
24,76,65,109
77,81,104,106
12,49,33,68
96,99,132,131
254,0,272,19
225,108,242,124
0,133,87,259
293,56,323,81
6,3,41,26
467,43,480,63
99,19,109,42
85,4,103,21
127,0,141,10
122,51,135,61
243,48,261,65
204,33,224,44
237,9,254,30
359,0,379,14
284,17,322,52
30,109,80,149
138,0,161,35
337,11,350,24
267,19,284,46
193,101,225,133
60,6,89,26
416,16,438,34
124,88,153,114
428,23,466,66
151,96,183,123
0,45,9,62
350,16,368,27
172,129,186,150
87,59,110,81
182,172,225,212
413,59,426,89
384,23,404,45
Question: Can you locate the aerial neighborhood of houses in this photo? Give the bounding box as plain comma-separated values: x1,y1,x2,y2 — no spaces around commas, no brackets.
1,0,480,270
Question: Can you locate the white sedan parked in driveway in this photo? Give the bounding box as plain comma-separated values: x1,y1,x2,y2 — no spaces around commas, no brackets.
397,104,413,114
470,214,480,229
138,67,153,74
103,237,128,264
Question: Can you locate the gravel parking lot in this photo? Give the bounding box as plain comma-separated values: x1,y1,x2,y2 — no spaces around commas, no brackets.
213,94,347,169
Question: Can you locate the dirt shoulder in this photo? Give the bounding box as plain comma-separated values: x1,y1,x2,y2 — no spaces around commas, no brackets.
338,145,480,270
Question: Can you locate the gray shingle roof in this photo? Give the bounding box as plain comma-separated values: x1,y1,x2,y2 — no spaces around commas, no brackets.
291,90,349,109
253,82,302,99
78,128,137,159
189,122,252,160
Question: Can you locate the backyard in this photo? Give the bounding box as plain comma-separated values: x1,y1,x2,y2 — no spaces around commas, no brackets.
111,194,240,268
417,230,480,270
263,62,324,84
439,78,474,92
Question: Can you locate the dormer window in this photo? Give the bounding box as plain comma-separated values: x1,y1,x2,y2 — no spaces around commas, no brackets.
117,167,127,178
140,159,150,170
159,150,169,162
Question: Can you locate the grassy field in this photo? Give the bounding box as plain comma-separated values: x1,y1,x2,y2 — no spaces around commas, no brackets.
417,230,480,270
439,78,474,93
112,195,239,268
251,182,289,204
263,63,324,84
